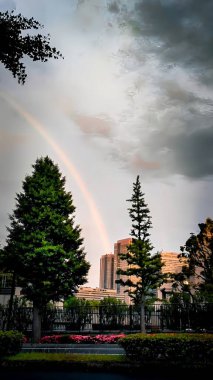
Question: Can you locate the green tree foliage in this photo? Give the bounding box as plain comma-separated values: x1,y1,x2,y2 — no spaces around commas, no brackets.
99,297,127,328
175,218,213,301
1,156,90,340
0,11,63,84
63,296,93,331
63,296,93,309
116,175,166,332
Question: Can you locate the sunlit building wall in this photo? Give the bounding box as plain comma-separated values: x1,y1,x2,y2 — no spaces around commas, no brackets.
99,253,114,289
158,251,186,299
75,286,128,303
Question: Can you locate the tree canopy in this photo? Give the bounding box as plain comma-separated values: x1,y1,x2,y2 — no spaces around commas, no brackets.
116,175,165,332
0,10,63,84
1,156,90,309
175,217,213,301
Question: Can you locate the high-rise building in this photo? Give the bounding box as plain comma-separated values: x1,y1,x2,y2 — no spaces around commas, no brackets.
99,253,115,289
75,286,127,303
157,251,186,299
114,238,133,296
160,251,184,275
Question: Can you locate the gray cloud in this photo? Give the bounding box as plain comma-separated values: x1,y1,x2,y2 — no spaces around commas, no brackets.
108,2,119,14
103,75,213,179
148,124,213,179
102,1,213,180
171,128,213,179
114,0,213,82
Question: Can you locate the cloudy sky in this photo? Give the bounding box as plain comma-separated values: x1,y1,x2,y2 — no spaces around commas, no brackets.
0,0,212,288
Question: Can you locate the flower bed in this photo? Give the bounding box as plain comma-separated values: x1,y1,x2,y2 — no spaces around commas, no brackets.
39,334,125,344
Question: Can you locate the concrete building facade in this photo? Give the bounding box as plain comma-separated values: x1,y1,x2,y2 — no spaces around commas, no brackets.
99,253,115,289
75,286,127,303
114,238,132,295
113,237,137,304
158,251,185,299
0,273,22,306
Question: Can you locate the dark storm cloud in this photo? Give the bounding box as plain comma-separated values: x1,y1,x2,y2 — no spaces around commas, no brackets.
114,0,213,83
106,0,213,180
108,1,120,14
143,79,213,179
171,128,213,178
108,75,213,179
148,124,213,179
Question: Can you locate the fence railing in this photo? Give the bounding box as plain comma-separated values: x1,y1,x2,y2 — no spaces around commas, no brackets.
0,303,212,334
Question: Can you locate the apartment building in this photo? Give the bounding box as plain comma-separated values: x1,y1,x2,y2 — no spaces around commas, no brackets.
157,251,185,299
114,238,132,294
99,253,115,289
75,286,127,303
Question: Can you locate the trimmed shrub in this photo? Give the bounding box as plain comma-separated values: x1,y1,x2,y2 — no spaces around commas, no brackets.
118,333,213,364
0,330,24,357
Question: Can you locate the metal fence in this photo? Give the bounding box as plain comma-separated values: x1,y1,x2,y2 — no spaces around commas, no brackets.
0,303,212,334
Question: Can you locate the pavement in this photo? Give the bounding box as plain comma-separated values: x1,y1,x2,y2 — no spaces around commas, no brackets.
22,343,125,355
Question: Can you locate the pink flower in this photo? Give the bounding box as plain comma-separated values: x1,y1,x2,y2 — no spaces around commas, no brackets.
39,333,126,344
22,336,29,343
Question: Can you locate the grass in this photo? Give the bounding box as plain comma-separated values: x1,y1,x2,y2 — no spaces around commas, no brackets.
2,352,130,373
2,352,212,374
7,352,126,362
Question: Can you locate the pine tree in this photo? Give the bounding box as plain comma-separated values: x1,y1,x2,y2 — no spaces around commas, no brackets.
1,156,90,341
116,175,165,333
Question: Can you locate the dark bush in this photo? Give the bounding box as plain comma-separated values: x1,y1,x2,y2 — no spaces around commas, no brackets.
118,333,213,364
0,330,24,357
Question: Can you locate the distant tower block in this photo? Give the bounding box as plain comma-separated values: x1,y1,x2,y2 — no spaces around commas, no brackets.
99,253,115,289
114,238,132,294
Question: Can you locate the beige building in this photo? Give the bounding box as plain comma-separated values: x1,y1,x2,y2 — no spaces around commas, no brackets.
78,237,139,306
99,253,115,289
157,251,185,299
113,246,188,301
160,251,184,275
114,243,184,302
113,238,138,304
75,286,128,303
114,238,132,294
114,238,132,295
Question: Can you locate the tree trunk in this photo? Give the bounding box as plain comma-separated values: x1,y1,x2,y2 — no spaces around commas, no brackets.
6,272,16,331
140,297,146,333
32,305,41,342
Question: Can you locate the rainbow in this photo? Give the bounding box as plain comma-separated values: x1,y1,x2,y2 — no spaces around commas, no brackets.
0,91,111,253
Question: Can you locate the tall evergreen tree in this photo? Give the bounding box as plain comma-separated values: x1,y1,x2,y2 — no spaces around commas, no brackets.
1,156,90,341
116,175,165,333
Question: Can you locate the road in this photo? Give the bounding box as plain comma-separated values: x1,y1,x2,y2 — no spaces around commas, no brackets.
22,343,125,355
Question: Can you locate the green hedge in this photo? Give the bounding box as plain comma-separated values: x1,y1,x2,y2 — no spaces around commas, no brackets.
0,331,24,357
118,333,213,364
